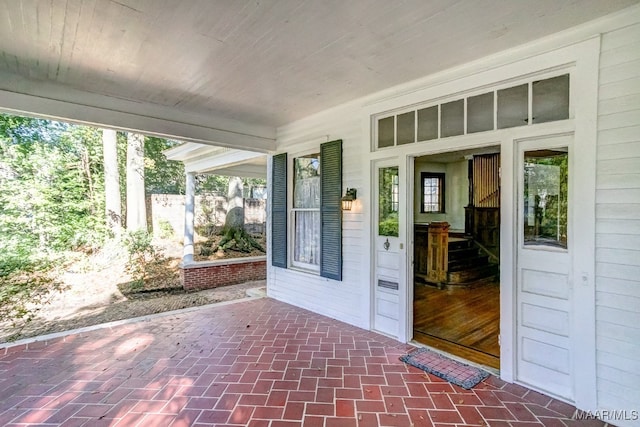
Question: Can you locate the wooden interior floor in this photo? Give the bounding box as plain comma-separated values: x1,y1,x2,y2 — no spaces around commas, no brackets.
413,282,500,370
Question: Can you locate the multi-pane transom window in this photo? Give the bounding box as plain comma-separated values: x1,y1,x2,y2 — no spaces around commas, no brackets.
374,73,570,150
292,153,320,270
421,172,445,213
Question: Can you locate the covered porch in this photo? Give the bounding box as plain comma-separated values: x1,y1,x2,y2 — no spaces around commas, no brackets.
0,297,587,426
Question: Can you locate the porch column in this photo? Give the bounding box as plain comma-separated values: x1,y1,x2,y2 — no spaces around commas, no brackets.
183,172,195,264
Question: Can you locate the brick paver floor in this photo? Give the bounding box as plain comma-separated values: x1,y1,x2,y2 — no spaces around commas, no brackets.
0,298,604,426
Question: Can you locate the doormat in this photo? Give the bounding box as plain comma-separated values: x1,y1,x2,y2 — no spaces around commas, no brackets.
400,348,490,389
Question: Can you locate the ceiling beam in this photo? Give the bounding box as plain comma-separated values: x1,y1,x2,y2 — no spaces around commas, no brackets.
199,164,267,179
0,72,276,153
184,150,266,174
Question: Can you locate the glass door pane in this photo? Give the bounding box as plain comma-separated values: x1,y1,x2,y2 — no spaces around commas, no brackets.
378,167,399,236
523,149,568,248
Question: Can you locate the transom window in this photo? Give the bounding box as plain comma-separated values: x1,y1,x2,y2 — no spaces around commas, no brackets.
421,172,445,213
374,73,570,150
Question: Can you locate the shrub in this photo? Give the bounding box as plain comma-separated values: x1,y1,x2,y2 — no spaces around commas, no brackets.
157,219,174,240
123,230,158,288
378,216,399,237
0,252,65,333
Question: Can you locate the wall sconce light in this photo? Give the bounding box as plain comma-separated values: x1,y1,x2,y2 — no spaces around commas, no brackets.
341,188,357,211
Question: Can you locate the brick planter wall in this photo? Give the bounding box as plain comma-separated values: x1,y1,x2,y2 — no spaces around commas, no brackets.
181,256,266,291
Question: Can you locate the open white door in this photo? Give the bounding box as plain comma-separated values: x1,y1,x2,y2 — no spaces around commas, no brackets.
372,162,403,337
516,134,574,401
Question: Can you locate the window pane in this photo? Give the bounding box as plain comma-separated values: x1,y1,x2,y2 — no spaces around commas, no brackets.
467,92,494,133
417,106,438,141
441,100,464,137
294,211,320,265
421,173,444,213
533,74,569,124
423,178,439,212
497,84,528,129
294,154,320,208
378,116,394,148
523,149,568,248
396,111,415,145
379,166,399,237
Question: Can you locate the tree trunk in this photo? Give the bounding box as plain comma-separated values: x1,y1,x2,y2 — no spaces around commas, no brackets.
126,132,147,231
224,176,244,230
103,129,122,234
214,176,264,253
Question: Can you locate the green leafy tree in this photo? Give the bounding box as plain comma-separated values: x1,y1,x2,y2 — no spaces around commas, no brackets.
144,137,185,194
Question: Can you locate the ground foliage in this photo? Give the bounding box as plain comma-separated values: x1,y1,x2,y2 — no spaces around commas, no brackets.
0,112,267,328
0,114,186,326
123,230,162,289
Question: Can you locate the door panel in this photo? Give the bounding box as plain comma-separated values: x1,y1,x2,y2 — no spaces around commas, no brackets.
516,135,573,401
373,164,401,337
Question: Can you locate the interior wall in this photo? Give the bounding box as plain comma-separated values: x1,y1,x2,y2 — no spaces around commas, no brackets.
414,159,468,230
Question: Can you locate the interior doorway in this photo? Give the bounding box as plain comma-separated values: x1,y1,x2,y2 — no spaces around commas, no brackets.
412,146,501,369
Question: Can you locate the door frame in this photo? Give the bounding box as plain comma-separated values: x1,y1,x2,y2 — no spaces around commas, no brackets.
405,141,503,363
363,36,598,411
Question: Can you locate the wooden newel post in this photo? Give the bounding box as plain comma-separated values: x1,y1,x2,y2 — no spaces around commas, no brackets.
427,221,450,284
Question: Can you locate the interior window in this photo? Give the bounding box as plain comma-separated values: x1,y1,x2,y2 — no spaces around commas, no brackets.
523,149,568,248
292,153,321,269
421,172,445,213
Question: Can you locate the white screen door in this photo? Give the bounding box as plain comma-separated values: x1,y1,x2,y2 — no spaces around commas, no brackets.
373,162,402,337
516,135,574,401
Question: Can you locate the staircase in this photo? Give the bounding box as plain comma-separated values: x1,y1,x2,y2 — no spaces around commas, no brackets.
446,237,498,287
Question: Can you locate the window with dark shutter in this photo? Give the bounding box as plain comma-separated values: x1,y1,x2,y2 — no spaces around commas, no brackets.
320,139,343,280
271,153,287,268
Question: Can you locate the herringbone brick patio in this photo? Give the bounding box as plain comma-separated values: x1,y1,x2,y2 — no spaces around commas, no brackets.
0,298,603,426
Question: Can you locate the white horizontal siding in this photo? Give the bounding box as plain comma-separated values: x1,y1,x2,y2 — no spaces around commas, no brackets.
598,124,640,147
599,94,640,118
267,104,369,329
597,234,640,251
596,22,640,422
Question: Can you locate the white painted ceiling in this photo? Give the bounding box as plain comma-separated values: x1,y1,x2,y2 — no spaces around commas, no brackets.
0,0,638,131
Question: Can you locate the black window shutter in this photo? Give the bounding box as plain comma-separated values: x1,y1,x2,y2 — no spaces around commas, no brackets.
320,139,343,280
271,153,287,268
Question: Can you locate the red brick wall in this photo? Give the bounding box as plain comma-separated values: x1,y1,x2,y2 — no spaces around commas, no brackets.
181,259,266,291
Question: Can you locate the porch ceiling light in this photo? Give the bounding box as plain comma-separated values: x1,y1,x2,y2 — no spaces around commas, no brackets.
341,188,357,211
